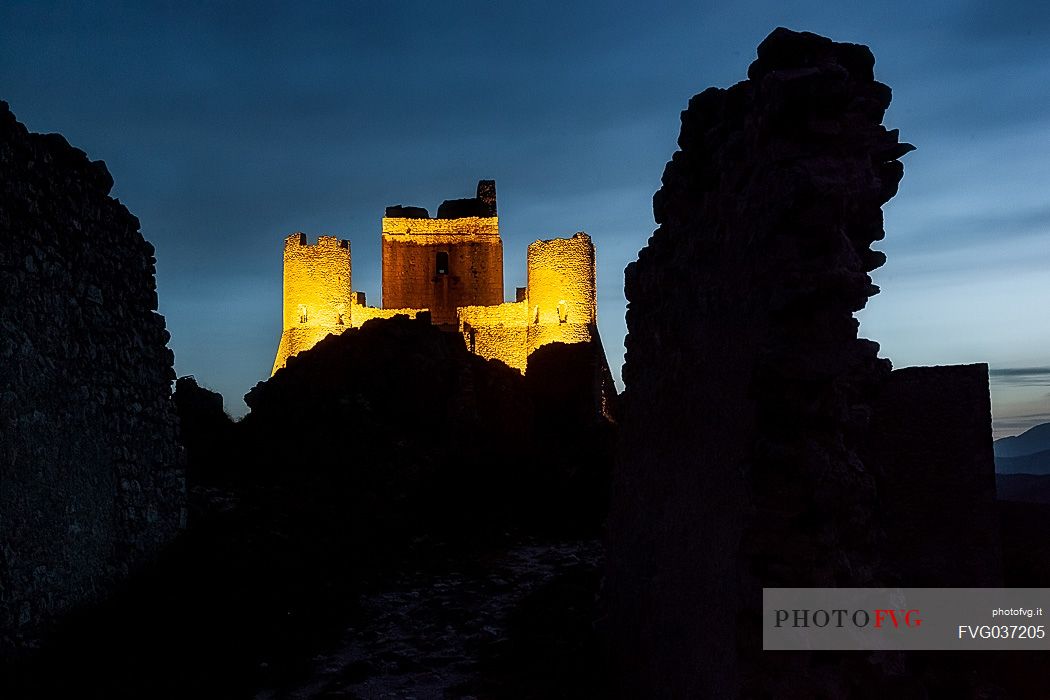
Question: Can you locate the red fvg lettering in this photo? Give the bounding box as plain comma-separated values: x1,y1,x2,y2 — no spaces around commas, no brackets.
873,609,922,628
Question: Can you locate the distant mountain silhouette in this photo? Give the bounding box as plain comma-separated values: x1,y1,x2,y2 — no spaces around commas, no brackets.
996,448,1050,475
994,422,1050,470
997,473,1050,504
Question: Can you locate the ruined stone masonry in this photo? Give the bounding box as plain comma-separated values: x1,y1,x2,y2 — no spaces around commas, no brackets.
601,28,999,698
272,180,605,379
0,101,185,650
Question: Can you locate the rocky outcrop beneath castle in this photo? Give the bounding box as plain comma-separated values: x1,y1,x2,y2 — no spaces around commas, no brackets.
604,28,915,697
247,315,615,537
0,101,185,651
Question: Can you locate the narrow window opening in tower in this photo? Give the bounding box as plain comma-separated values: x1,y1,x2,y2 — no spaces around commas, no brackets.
558,300,568,323
436,251,449,275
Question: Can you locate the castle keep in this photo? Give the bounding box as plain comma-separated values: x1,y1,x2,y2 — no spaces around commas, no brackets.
271,180,602,375
383,180,503,327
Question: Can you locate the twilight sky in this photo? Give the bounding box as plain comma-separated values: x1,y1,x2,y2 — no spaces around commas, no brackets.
2,1,1048,436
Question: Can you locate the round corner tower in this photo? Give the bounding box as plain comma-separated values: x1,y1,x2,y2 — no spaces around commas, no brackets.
525,231,597,351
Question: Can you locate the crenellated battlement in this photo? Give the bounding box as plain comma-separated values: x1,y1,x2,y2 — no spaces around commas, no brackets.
285,232,351,249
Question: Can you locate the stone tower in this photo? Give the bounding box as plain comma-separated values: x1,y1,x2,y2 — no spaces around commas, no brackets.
525,232,597,353
381,180,503,327
272,233,353,374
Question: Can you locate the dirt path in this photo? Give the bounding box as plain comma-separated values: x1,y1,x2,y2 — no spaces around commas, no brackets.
255,539,602,700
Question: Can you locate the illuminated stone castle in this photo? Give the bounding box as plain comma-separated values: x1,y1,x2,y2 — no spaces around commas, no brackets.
272,180,602,375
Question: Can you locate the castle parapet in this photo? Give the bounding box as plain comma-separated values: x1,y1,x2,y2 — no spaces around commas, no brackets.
381,216,499,238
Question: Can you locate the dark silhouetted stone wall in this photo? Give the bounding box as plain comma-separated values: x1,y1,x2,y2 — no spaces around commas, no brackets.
869,364,1002,586
604,28,913,698
173,376,235,483
0,101,185,650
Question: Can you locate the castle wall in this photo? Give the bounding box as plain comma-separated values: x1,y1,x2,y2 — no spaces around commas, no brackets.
350,302,425,328
381,216,503,326
457,301,529,371
0,101,185,651
272,233,353,374
273,326,347,373
869,364,1003,586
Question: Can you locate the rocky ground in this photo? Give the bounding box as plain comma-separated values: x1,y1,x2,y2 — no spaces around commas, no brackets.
256,539,604,700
